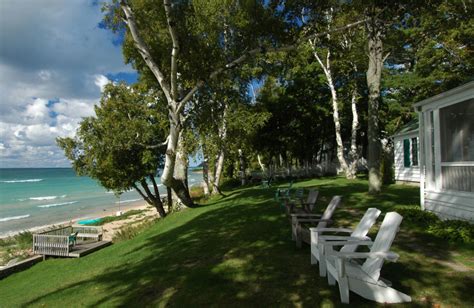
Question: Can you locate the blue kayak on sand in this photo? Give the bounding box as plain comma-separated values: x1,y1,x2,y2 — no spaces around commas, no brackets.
77,218,102,225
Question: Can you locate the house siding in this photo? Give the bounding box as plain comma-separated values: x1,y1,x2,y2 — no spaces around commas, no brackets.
416,81,474,223
424,190,474,221
394,132,420,183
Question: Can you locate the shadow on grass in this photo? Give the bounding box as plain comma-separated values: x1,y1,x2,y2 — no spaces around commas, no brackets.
21,180,474,307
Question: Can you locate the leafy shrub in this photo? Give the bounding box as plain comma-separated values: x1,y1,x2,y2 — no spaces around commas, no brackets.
90,209,145,226
112,219,157,243
0,232,33,265
427,220,473,243
394,206,439,227
220,177,241,190
395,206,473,243
189,185,205,200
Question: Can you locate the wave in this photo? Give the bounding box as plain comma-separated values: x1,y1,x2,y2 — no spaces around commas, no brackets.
38,201,78,208
0,214,31,223
116,198,141,204
2,179,43,183
29,195,66,201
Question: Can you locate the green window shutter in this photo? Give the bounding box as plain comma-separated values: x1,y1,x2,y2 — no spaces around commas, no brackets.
403,139,411,167
411,137,418,166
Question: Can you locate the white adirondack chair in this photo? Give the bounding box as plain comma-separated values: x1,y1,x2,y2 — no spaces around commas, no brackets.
286,189,319,215
310,208,381,277
291,196,342,248
324,212,411,304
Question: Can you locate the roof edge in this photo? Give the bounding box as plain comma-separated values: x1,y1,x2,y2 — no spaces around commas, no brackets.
413,81,474,108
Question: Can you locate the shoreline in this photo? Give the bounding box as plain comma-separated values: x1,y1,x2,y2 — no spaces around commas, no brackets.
0,200,152,239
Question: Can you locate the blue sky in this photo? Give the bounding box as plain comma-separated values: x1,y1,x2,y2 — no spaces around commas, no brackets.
0,0,138,167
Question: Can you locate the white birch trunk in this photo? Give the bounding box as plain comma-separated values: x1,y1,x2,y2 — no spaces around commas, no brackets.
310,40,349,177
211,104,228,194
257,155,266,173
347,88,359,179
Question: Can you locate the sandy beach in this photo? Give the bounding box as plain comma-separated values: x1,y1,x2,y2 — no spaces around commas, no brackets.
0,200,159,240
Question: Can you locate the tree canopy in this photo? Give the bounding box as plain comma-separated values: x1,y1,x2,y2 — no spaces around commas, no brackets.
57,83,169,216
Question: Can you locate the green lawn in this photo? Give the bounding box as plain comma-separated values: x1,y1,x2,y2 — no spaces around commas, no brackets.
0,177,473,307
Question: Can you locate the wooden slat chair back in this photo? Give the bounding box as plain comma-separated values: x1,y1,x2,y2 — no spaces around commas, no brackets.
324,212,411,304
305,189,319,212
316,196,341,229
291,196,342,248
340,208,381,253
294,188,304,201
311,208,381,277
361,212,402,280
285,189,319,215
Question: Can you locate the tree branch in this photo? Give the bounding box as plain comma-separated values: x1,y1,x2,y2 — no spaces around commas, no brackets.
144,135,170,149
149,174,161,199
133,183,153,205
140,178,157,202
176,17,368,112
163,0,179,101
120,0,172,103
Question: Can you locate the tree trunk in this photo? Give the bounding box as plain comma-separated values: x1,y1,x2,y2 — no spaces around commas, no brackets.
211,105,228,194
202,154,210,196
366,15,384,194
257,154,266,173
166,186,173,211
213,152,225,194
136,180,166,218
310,40,349,178
172,133,193,206
347,88,360,179
238,149,246,185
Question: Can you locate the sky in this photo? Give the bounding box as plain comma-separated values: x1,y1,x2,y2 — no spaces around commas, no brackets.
0,0,138,168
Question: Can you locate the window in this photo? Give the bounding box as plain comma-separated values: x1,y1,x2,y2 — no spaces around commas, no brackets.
430,111,436,184
440,99,474,162
439,99,474,192
403,139,411,167
411,137,418,166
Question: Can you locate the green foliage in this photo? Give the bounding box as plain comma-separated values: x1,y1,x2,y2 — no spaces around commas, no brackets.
395,206,473,243
0,232,33,265
89,210,146,226
112,219,157,243
220,177,242,190
57,83,167,193
428,220,474,244
189,185,205,202
394,206,439,227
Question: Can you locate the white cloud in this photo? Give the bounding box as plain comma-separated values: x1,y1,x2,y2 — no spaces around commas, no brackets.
24,99,50,124
94,74,111,92
0,0,135,167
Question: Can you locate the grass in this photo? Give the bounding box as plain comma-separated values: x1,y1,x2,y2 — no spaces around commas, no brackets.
0,177,472,307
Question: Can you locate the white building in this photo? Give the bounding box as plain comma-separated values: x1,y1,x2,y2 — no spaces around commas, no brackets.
392,119,420,184
415,81,474,222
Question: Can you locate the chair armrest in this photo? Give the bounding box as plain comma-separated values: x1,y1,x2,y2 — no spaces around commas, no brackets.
309,227,353,233
328,251,400,262
290,213,322,217
320,240,374,247
319,235,371,241
296,219,332,223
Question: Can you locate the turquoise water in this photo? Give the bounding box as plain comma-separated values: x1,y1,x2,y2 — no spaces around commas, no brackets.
0,168,202,236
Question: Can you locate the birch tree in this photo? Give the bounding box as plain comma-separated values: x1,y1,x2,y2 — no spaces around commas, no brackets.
104,0,368,206
306,7,363,179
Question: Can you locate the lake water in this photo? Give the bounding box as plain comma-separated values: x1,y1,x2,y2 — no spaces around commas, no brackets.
0,168,203,236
